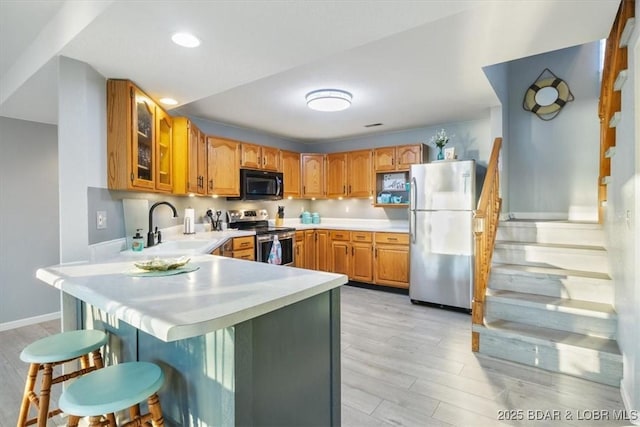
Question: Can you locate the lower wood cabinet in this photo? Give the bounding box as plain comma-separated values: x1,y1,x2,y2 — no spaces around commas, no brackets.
316,230,330,272
294,231,305,268
304,230,316,269
295,228,408,289
351,234,374,283
330,230,374,283
330,231,351,276
374,232,410,288
217,236,255,261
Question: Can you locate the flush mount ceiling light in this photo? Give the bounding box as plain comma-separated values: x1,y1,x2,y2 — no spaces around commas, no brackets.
171,32,200,48
306,89,352,112
159,97,178,105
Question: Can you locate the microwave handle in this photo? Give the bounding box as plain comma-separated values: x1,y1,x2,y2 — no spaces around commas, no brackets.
276,176,282,196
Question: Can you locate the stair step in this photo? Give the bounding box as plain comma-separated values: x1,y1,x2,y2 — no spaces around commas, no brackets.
497,220,604,246
489,263,613,305
485,290,616,339
473,321,622,386
493,241,609,274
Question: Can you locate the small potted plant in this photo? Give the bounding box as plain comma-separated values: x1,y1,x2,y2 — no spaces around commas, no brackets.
430,129,452,160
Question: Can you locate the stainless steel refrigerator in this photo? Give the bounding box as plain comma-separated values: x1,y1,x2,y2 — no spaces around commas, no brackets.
409,160,476,310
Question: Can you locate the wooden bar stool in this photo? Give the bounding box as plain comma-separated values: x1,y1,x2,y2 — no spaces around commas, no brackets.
18,329,115,427
60,361,165,427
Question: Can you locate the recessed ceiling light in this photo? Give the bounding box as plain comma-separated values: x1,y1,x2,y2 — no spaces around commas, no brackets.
159,97,178,105
171,32,200,48
306,89,352,112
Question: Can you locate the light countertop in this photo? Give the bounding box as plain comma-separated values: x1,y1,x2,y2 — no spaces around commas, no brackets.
37,254,346,342
275,218,409,233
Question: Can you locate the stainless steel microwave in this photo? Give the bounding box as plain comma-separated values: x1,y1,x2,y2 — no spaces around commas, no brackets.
231,169,283,201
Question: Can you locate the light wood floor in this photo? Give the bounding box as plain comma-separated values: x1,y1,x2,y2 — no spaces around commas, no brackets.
1,285,628,427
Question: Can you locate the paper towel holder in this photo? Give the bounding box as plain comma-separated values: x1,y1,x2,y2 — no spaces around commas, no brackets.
184,208,196,235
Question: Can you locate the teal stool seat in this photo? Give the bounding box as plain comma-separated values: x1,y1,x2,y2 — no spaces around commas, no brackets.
20,329,107,363
18,329,112,427
60,362,165,426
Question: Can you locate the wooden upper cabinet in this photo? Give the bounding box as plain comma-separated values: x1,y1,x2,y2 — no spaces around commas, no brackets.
207,136,240,196
197,131,207,195
348,150,373,198
240,143,261,169
154,107,173,193
281,150,301,198
240,143,280,171
107,79,163,191
172,117,205,195
301,154,325,198
188,122,202,194
373,147,396,172
396,145,425,170
374,144,427,172
326,153,347,198
261,146,280,171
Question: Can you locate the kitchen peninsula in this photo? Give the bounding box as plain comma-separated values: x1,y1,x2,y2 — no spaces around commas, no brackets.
36,253,346,426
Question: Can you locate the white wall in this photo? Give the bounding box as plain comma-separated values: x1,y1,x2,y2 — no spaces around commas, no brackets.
0,117,60,327
606,3,640,418
507,42,601,220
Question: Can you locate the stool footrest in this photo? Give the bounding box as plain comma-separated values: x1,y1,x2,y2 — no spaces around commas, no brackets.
52,365,98,385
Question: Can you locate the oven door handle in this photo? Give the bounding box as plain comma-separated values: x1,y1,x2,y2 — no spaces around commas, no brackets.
256,234,273,243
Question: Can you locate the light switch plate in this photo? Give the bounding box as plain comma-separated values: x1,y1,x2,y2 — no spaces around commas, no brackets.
97,211,107,229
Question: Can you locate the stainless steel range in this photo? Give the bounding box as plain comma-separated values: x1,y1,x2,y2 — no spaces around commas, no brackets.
227,209,296,266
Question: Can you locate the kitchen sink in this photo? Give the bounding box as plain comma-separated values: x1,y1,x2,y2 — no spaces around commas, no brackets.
127,239,219,256
154,240,214,251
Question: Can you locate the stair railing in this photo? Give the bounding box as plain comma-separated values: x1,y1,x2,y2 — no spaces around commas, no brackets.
471,137,502,352
598,0,635,223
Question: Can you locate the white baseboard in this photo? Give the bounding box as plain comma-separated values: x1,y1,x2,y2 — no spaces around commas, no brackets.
508,212,569,220
506,209,598,222
0,311,60,332
620,380,640,425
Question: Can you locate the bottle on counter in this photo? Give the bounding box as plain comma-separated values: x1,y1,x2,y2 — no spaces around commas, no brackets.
132,229,144,251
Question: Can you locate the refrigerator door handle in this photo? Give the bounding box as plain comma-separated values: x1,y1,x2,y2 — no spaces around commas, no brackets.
410,176,418,244
411,209,417,244
411,176,418,210
462,171,470,195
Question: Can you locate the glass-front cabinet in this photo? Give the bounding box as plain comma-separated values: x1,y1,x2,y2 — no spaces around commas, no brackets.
155,108,173,192
107,79,172,192
133,89,155,189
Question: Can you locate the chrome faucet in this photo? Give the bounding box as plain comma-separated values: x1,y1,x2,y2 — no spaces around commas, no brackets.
147,201,178,247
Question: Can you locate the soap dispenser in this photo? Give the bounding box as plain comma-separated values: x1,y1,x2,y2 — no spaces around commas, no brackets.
132,229,144,252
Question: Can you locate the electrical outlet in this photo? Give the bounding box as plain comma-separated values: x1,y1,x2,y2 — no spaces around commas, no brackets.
97,211,107,230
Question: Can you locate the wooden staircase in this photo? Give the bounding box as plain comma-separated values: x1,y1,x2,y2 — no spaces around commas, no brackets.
473,220,622,386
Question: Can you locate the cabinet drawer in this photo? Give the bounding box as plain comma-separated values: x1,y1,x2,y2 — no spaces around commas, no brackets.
375,232,409,245
233,236,255,251
295,231,304,241
330,231,351,241
233,248,255,261
351,231,372,243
